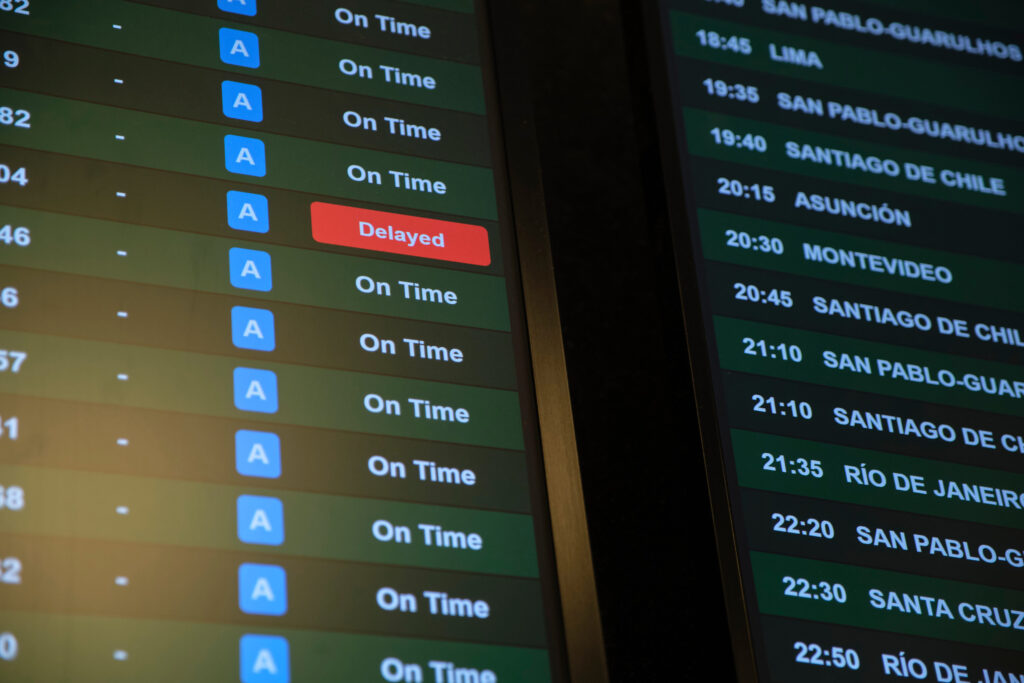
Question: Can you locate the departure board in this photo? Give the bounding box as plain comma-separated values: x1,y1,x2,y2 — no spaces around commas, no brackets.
0,1,577,681
649,0,1024,680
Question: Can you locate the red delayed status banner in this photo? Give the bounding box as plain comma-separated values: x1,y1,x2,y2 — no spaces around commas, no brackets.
310,202,491,266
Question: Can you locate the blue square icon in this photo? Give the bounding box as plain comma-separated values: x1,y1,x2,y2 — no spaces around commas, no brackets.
222,81,264,122
220,28,261,68
234,367,279,413
240,634,290,683
219,0,257,16
227,191,269,233
225,135,266,177
232,306,276,352
236,430,282,479
237,495,285,545
229,247,272,291
238,563,287,616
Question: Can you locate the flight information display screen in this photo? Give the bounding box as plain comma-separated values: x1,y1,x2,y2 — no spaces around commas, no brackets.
0,1,570,681
651,0,1024,680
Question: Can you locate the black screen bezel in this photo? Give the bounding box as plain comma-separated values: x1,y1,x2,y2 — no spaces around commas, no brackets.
477,2,610,681
636,1,767,679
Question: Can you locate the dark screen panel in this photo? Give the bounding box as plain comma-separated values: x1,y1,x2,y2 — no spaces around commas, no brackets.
0,1,582,680
649,0,1024,680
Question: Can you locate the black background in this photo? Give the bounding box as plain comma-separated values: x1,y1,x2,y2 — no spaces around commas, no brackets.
503,2,737,679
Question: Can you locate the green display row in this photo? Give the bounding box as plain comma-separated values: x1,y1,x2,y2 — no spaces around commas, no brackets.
7,0,484,113
733,429,1024,530
0,206,510,331
0,611,551,683
0,145,505,276
699,208,1024,317
0,533,545,644
684,107,1022,215
0,266,517,390
0,461,537,576
0,329,525,449
715,315,1024,418
671,11,1024,123
1,87,497,221
2,31,491,166
752,551,1024,653
131,0,481,63
749,0,1024,64
0,393,533,514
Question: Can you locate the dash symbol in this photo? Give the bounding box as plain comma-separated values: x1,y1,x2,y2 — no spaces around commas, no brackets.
112,24,123,30
115,134,125,141
116,373,129,381
115,576,130,586
115,191,127,198
113,650,129,661
113,78,124,85
116,311,128,318
115,506,130,515
116,438,129,446
116,250,128,257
